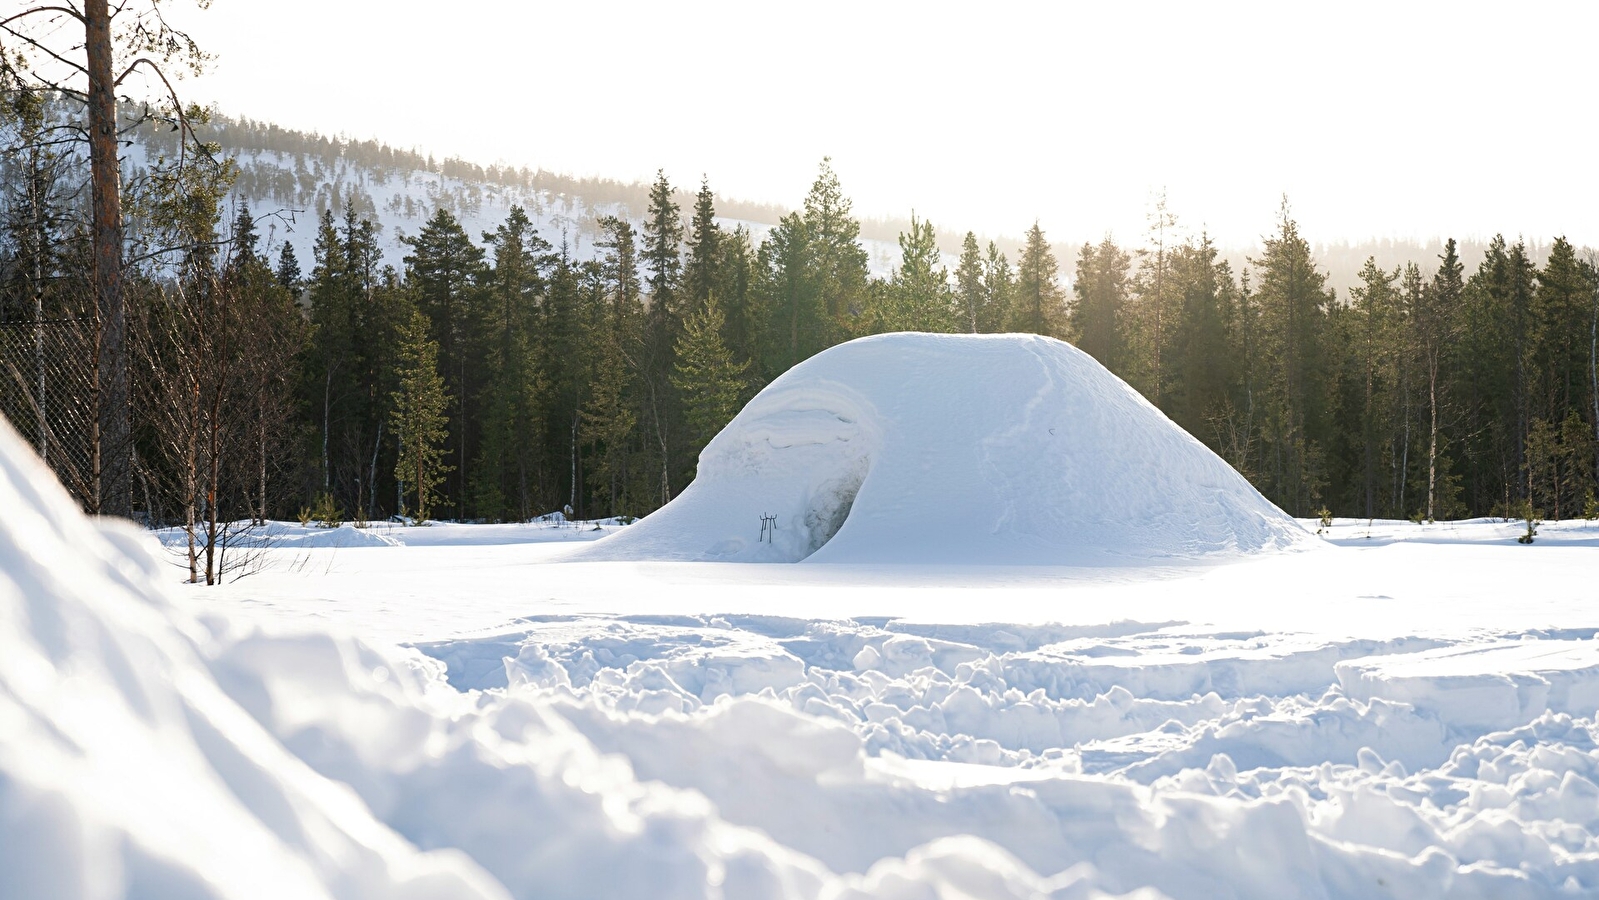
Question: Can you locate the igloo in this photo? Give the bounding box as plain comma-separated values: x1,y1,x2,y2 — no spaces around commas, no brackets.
580,332,1312,565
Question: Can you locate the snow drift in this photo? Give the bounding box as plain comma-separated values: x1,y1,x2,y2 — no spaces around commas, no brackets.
0,417,1154,899
583,332,1311,564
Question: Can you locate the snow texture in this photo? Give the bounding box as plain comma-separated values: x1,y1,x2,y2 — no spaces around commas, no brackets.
581,332,1312,564
10,412,1599,896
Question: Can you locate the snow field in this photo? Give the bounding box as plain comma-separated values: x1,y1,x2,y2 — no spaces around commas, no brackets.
0,414,1244,900
11,310,1599,900
413,610,1599,895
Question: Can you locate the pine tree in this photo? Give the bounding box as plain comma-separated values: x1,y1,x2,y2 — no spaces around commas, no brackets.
643,169,686,341
717,225,758,366
1129,194,1179,406
584,216,647,513
403,207,486,518
1345,257,1400,518
1168,235,1240,448
685,176,721,308
802,158,870,340
306,209,352,500
474,205,550,519
1010,221,1066,337
878,213,953,333
580,332,636,517
954,232,984,333
1461,235,1537,509
673,293,750,454
1071,237,1131,374
756,211,819,372
391,308,451,522
1417,239,1464,520
1248,198,1333,514
640,171,686,507
1533,237,1589,424
275,242,302,295
981,242,1013,333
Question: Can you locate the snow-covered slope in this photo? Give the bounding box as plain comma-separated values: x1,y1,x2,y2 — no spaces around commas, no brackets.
584,332,1312,564
0,421,508,899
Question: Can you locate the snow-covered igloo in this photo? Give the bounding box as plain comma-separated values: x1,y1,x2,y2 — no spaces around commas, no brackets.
580,333,1311,565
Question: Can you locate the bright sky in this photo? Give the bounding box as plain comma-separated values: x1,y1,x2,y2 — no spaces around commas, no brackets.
158,0,1598,248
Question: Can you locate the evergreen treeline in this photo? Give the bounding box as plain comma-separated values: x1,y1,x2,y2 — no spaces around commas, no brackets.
6,106,1599,536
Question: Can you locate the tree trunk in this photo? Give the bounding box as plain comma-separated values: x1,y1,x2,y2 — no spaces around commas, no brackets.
86,0,129,517
368,420,383,522
322,367,333,490
1591,280,1598,485
258,417,268,525
1426,357,1438,522
184,392,198,584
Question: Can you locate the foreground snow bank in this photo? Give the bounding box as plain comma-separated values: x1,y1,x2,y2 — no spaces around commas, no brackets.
0,422,505,900
582,332,1311,564
0,418,1156,899
420,613,1599,896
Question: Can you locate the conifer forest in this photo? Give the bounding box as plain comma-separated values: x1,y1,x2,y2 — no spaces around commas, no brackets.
2,95,1597,550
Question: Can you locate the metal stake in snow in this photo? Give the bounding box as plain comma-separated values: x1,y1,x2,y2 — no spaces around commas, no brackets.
759,513,777,543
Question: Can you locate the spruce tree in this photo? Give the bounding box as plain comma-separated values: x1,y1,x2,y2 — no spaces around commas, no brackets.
643,169,685,340
1533,237,1589,422
880,213,953,333
954,232,984,333
275,242,302,295
1168,235,1240,449
580,332,636,517
981,242,1013,333
1248,198,1334,514
402,207,486,518
640,171,686,506
1461,235,1537,509
756,211,819,372
1071,237,1131,375
1010,221,1066,338
801,158,870,340
673,293,751,453
685,177,721,308
1416,239,1463,519
391,308,451,522
1129,195,1179,406
1345,257,1400,518
717,225,758,366
475,205,551,519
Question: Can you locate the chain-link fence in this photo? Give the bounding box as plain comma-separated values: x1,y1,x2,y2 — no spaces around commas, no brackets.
0,317,98,506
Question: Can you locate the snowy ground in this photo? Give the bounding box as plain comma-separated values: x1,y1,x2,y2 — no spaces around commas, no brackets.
154,514,1599,898
10,332,1599,899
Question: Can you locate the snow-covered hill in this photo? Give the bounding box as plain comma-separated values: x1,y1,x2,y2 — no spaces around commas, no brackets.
132,125,912,277
582,332,1311,564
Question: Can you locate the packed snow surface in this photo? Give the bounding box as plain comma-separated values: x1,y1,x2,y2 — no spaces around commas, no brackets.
582,333,1312,564
9,442,1599,894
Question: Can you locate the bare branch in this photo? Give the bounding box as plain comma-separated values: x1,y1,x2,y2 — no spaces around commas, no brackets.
0,6,85,28
0,23,91,76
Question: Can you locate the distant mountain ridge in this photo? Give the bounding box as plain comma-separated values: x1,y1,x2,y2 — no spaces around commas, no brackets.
138,110,1577,297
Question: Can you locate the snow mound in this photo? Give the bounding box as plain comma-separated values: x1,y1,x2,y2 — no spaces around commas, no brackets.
584,332,1311,564
1338,639,1599,731
0,422,506,899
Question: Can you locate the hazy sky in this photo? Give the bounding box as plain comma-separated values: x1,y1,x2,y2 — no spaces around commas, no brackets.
157,0,1599,247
